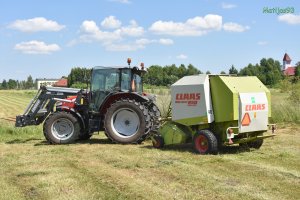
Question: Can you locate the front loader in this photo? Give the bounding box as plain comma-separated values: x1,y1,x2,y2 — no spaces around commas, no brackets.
16,61,160,144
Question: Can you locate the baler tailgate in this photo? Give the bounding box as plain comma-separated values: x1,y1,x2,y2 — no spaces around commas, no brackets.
239,92,269,133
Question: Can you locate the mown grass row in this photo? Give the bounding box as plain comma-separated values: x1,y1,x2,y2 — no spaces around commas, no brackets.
0,90,299,200
0,126,299,200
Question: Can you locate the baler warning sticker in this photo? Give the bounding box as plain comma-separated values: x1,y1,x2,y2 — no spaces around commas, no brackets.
241,112,251,126
175,93,201,106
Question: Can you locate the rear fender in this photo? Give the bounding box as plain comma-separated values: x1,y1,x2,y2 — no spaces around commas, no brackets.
99,92,149,114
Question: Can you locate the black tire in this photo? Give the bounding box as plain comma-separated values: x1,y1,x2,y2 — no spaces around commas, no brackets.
78,133,92,140
247,139,264,149
148,103,161,133
43,112,80,144
193,130,218,154
104,99,149,144
152,135,164,148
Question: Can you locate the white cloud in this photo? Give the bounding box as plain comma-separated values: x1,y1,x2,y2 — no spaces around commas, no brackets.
79,19,143,44
79,20,121,43
105,37,173,52
159,38,174,45
278,14,300,25
176,54,188,59
14,40,60,54
221,3,237,9
101,16,122,29
9,17,65,32
223,22,250,32
149,14,222,36
135,38,155,45
257,41,268,46
109,0,131,4
106,43,144,51
116,20,144,37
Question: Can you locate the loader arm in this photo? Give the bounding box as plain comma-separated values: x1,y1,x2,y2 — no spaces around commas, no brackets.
15,86,82,127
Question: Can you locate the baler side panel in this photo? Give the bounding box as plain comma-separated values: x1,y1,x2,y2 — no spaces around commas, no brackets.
210,76,236,122
171,75,213,126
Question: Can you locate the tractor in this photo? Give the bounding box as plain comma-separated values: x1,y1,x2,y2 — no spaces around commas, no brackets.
15,60,160,144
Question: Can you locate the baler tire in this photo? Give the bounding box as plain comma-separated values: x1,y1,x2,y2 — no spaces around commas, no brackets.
78,133,92,140
43,112,80,144
193,130,218,154
247,139,264,149
152,135,164,148
104,99,148,144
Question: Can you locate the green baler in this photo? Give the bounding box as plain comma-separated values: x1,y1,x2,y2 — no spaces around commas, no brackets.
152,75,276,154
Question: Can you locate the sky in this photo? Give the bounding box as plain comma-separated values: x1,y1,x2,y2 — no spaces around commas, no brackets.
0,0,299,80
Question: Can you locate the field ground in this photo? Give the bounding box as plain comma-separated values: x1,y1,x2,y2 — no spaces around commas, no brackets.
0,90,299,200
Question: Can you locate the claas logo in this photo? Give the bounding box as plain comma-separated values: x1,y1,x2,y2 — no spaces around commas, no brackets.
175,93,201,106
245,104,266,111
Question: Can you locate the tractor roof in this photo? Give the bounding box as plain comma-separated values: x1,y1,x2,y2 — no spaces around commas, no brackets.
93,66,131,70
93,66,146,74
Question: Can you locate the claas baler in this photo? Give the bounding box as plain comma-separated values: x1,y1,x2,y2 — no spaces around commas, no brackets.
152,75,276,154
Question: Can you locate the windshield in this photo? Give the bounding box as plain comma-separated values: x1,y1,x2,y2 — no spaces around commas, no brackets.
90,68,120,110
91,69,119,91
121,69,131,91
132,74,143,93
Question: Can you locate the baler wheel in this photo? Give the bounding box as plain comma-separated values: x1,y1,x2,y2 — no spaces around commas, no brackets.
193,130,218,154
152,135,164,148
247,139,264,149
78,133,92,140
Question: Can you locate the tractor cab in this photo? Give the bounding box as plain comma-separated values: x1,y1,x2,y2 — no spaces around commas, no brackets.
89,65,146,111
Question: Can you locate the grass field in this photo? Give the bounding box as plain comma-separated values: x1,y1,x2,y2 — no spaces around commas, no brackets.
0,90,299,200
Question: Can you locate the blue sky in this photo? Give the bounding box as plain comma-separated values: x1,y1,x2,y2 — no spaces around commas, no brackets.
0,0,299,80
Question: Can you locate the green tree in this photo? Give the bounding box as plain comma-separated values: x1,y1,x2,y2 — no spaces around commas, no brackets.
25,75,34,89
220,71,226,74
206,71,211,74
7,79,17,89
1,79,7,89
68,67,91,87
239,58,282,86
229,65,238,74
178,64,187,78
187,64,201,75
295,62,300,77
143,65,164,86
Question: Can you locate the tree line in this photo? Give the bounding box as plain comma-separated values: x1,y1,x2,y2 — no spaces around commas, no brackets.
0,75,34,90
1,57,299,90
46,58,300,88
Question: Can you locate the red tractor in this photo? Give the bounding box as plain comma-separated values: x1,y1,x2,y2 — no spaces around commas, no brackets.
16,61,160,144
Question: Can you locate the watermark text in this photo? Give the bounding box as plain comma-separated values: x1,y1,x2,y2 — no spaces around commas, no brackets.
263,7,294,15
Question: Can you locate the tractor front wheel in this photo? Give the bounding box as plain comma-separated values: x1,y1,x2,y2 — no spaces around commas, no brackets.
193,130,218,154
43,112,80,144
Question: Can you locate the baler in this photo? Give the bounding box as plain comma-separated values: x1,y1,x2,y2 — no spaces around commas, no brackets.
152,75,276,154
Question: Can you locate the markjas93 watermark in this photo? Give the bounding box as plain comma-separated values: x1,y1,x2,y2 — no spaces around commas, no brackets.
263,7,294,15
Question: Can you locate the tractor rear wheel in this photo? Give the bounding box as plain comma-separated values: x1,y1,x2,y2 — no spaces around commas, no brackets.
43,112,80,144
104,99,149,144
148,103,160,133
193,130,218,154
